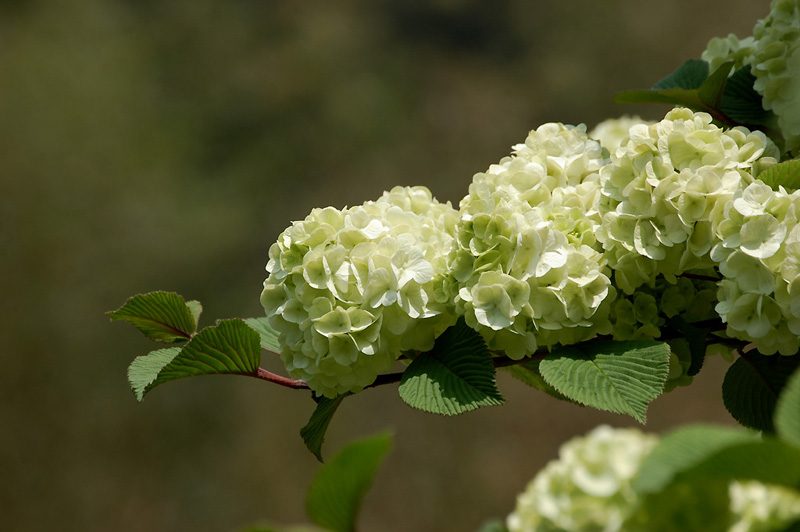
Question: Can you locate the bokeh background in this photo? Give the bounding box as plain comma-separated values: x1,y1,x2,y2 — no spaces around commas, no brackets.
1,1,769,531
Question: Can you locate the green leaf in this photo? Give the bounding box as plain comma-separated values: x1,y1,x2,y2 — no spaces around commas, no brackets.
128,347,182,401
721,65,775,126
186,300,203,328
757,159,800,192
634,425,800,494
776,365,800,448
129,318,261,400
652,59,709,90
624,478,732,532
398,319,505,416
306,432,392,532
722,353,800,432
539,340,670,423
244,317,282,353
633,425,758,493
108,291,198,343
301,394,348,462
502,360,573,402
614,87,707,109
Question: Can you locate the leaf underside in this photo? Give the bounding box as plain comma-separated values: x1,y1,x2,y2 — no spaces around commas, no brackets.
108,291,199,343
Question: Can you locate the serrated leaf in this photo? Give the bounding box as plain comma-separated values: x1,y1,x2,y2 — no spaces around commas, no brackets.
186,300,203,328
108,291,198,343
306,432,392,532
244,317,282,353
722,65,776,126
301,394,348,462
652,59,709,90
398,319,504,416
503,361,572,402
128,347,182,401
757,160,800,192
539,340,670,423
633,425,758,493
722,353,800,432
131,318,261,400
776,366,800,448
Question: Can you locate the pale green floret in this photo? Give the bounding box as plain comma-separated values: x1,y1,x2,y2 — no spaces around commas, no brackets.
598,108,779,294
261,186,459,397
454,123,614,357
713,183,800,354
507,426,800,532
702,34,757,72
589,116,656,154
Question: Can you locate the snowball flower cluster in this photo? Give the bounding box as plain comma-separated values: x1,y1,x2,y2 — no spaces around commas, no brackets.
712,182,800,354
452,123,613,358
702,0,800,155
506,425,658,532
596,108,778,294
260,186,458,397
506,426,800,532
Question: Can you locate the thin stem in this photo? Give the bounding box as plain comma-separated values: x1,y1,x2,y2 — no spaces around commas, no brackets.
254,367,310,390
679,272,722,283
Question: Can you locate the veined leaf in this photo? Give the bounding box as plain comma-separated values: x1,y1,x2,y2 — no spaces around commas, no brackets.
108,291,199,343
539,340,670,423
776,366,800,448
128,318,261,400
306,432,392,532
301,394,348,462
757,159,800,192
722,65,776,126
503,360,572,403
398,319,504,416
244,317,282,353
722,353,800,433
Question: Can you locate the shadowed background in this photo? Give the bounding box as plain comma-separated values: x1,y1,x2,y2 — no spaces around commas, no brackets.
1,1,767,531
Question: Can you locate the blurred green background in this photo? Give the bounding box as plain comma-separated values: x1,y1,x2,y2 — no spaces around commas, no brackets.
1,1,768,531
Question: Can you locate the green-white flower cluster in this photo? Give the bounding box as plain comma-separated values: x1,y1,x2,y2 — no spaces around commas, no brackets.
702,0,800,155
453,123,613,358
597,107,779,295
260,186,458,397
713,182,800,354
262,106,793,397
506,426,800,532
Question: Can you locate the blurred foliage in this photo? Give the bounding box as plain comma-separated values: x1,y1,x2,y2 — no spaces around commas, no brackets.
0,1,765,531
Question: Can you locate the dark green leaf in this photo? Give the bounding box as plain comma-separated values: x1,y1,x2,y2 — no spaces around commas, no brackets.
624,479,732,532
130,318,261,400
301,394,348,462
722,353,800,432
398,319,504,416
539,340,670,423
476,519,509,532
503,360,573,402
697,61,734,110
722,65,776,126
614,88,706,109
306,432,392,532
776,365,800,448
108,291,198,343
757,160,800,192
244,317,282,353
652,59,709,90
666,316,708,376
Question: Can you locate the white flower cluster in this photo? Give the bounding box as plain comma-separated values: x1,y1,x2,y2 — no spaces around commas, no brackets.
506,425,658,532
452,123,613,358
597,108,778,294
702,0,800,155
506,426,800,532
260,186,458,397
713,182,800,354
262,107,792,396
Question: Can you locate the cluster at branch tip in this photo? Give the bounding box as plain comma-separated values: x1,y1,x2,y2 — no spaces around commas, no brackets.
261,0,800,398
